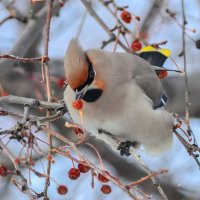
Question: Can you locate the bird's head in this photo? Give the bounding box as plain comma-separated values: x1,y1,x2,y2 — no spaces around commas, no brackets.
64,39,103,102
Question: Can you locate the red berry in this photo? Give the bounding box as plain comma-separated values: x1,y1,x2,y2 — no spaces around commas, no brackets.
158,70,168,79
131,39,142,52
57,185,68,195
176,123,181,128
101,185,112,194
15,159,20,165
68,168,80,180
72,99,83,110
121,10,132,23
98,171,109,183
78,163,90,173
57,78,66,88
0,165,7,177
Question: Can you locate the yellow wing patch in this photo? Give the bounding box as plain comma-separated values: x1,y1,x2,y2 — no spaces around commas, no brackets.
140,46,171,57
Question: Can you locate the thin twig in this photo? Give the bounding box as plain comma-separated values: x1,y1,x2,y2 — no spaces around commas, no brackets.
43,0,53,199
0,15,13,26
0,139,33,198
126,169,168,189
0,55,49,62
173,129,200,169
80,0,130,52
0,0,68,74
0,139,18,169
131,150,169,200
181,0,192,136
166,8,195,42
98,0,131,33
76,10,87,39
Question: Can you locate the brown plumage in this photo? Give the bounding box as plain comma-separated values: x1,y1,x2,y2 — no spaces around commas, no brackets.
64,39,88,90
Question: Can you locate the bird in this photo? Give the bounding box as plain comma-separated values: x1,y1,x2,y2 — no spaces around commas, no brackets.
63,39,174,156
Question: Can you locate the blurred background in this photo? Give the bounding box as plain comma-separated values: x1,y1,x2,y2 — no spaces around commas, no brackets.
0,0,200,199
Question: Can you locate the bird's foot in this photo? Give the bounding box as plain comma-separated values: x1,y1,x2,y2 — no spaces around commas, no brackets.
117,141,139,156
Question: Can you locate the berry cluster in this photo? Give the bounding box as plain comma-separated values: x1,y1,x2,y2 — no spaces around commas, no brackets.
67,164,112,195
98,171,112,194
57,163,90,196
68,163,90,180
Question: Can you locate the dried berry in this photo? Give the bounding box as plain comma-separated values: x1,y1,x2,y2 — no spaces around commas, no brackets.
0,165,7,177
135,16,140,21
68,168,80,180
57,185,68,195
78,163,90,173
121,10,132,23
101,184,112,194
158,70,168,79
59,0,64,7
98,171,109,183
74,127,84,135
196,40,200,49
131,39,142,52
72,99,83,110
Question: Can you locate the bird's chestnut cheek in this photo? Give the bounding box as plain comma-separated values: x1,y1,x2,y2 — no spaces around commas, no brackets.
81,88,103,102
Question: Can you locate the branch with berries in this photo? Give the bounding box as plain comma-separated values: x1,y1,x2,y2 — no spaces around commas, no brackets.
0,94,169,199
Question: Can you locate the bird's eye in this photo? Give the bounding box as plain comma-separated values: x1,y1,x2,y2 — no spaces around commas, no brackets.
89,69,96,79
82,88,102,102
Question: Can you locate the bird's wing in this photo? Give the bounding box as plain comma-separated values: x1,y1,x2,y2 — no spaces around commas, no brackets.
130,55,167,108
86,49,167,109
134,73,167,109
137,46,170,67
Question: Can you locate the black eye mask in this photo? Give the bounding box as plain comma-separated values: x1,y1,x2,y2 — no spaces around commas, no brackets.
81,88,103,102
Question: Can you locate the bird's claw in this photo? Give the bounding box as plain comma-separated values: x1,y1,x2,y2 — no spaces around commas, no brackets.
117,141,139,156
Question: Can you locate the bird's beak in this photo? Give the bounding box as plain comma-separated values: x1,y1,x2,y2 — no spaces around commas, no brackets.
75,85,88,100
75,90,84,100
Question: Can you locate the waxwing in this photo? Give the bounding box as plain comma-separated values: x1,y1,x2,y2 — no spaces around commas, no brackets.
64,39,174,156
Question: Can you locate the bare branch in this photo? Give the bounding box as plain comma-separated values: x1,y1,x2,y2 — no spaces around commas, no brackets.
181,0,192,136
0,15,13,26
131,150,169,200
0,0,68,74
80,0,130,52
0,55,49,63
42,0,54,198
0,95,64,110
0,139,33,198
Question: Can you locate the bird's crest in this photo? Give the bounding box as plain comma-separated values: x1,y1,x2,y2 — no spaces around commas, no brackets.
64,39,89,90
